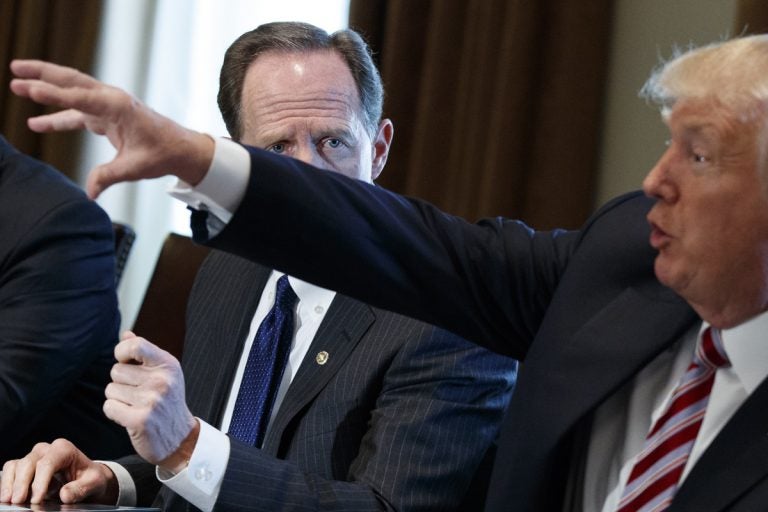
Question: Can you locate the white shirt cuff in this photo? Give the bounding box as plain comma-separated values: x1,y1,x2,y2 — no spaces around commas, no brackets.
156,419,230,512
168,137,250,224
98,461,136,506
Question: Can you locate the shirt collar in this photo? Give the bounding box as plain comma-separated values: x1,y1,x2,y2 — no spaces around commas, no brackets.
265,272,336,314
717,311,768,394
286,273,336,307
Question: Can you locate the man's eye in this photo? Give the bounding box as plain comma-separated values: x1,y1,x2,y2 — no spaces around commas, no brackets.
692,152,709,164
267,143,286,154
323,138,343,149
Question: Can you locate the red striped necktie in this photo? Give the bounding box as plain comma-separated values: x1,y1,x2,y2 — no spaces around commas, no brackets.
616,327,730,512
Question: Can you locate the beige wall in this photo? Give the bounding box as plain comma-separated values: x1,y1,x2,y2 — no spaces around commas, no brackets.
596,0,738,205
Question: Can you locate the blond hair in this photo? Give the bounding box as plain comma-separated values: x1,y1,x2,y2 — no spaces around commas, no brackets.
642,34,768,122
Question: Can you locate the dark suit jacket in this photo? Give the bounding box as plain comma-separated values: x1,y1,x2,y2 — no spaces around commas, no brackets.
123,250,517,511
192,145,768,511
0,136,130,461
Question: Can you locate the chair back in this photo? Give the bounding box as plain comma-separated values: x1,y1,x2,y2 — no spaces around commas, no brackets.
112,222,136,286
132,233,210,360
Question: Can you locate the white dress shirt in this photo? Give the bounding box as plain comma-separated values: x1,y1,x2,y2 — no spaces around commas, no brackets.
592,313,768,512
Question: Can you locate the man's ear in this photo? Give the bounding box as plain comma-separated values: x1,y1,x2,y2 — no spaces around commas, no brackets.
371,119,394,181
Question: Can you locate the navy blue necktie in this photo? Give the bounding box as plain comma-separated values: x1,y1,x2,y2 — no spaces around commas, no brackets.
228,275,298,447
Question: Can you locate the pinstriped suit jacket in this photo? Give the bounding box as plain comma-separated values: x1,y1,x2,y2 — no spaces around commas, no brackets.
123,249,517,511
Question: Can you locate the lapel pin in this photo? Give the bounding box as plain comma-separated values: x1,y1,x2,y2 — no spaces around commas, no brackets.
316,351,329,365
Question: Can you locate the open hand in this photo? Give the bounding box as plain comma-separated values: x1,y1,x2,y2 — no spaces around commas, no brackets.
9,60,214,198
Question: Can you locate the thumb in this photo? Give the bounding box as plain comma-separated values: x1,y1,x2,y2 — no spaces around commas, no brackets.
58,474,100,504
86,159,135,199
85,162,113,199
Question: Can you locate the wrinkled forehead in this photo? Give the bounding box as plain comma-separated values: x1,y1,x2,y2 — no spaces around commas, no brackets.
665,98,739,131
241,49,362,118
664,98,767,156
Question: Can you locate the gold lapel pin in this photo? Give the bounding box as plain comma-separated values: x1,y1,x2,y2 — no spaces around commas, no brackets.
316,351,329,365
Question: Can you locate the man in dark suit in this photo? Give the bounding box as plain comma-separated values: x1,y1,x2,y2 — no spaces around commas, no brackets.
0,135,129,462
12,27,768,512
1,24,516,511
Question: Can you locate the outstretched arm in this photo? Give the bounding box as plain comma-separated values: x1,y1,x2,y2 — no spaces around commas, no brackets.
9,59,214,197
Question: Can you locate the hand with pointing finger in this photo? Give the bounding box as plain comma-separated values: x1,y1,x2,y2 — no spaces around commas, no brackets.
105,331,199,472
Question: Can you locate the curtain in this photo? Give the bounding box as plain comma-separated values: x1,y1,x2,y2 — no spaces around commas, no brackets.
350,0,614,229
0,0,103,180
735,0,768,33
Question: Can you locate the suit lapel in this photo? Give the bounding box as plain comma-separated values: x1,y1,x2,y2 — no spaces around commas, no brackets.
524,284,697,432
671,375,768,511
489,282,698,510
189,258,272,426
261,294,374,455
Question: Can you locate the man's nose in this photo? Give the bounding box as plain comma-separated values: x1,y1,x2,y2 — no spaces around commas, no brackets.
295,145,326,169
642,147,677,201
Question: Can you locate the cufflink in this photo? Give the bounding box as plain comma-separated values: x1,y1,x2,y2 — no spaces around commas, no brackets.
194,464,212,481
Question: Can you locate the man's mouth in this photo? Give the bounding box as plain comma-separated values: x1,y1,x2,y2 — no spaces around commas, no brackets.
648,221,670,249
